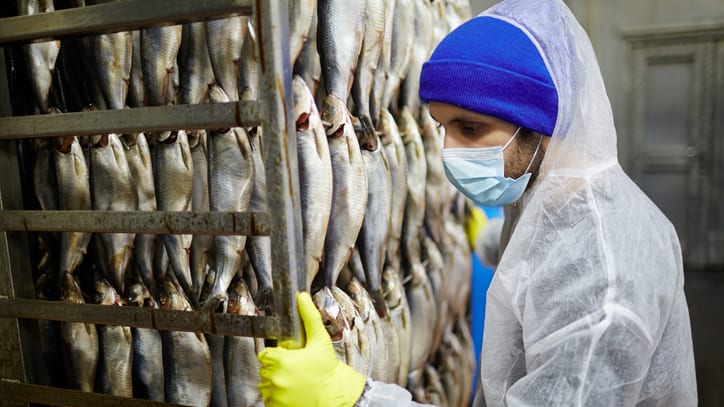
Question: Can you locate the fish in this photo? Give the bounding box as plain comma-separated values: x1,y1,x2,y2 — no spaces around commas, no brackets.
127,30,146,107
202,86,254,311
293,76,333,291
89,30,132,109
238,19,259,101
356,133,393,317
90,133,137,294
444,0,465,32
431,0,450,48
224,278,264,407
127,281,165,401
93,277,133,397
312,287,353,365
436,329,464,407
369,0,395,126
189,130,212,302
317,0,366,135
35,270,67,389
398,106,427,267
141,25,182,106
288,0,317,66
122,133,158,297
293,9,321,95
345,277,398,384
351,0,387,148
167,58,180,104
404,261,436,375
159,274,213,407
33,139,58,211
446,218,471,321
153,130,195,303
454,315,477,407
399,0,434,114
381,265,411,386
320,94,368,289
178,22,215,105
206,332,227,407
420,105,447,246
423,363,449,407
329,286,373,375
379,109,408,271
54,136,91,274
382,0,414,115
205,17,246,102
422,234,447,355
245,127,274,312
58,271,99,392
19,0,60,113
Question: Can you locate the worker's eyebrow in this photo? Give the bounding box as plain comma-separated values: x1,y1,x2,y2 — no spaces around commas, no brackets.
448,115,488,124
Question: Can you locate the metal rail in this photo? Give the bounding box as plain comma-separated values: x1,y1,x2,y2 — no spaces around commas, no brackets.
0,0,253,44
0,379,185,407
0,210,270,235
0,102,261,140
0,298,280,338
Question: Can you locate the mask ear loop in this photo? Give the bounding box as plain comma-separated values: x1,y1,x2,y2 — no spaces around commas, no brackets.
523,133,543,175
501,126,522,151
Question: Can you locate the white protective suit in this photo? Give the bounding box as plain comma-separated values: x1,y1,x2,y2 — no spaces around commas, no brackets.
361,0,698,406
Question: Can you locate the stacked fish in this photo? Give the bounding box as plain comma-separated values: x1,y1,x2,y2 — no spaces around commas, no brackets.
13,0,477,406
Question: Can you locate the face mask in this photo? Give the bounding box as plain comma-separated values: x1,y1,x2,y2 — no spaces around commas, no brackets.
442,127,542,207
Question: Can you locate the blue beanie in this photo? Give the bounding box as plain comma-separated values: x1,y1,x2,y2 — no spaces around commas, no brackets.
420,16,558,136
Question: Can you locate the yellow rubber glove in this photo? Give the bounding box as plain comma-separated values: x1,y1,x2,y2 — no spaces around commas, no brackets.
258,292,366,407
466,206,488,249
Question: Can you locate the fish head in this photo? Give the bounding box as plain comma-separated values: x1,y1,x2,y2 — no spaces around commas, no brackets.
159,275,191,311
381,266,404,309
126,282,157,308
344,278,372,322
312,287,348,342
34,270,56,301
320,94,349,138
93,277,122,306
227,278,257,316
208,84,230,104
59,272,84,304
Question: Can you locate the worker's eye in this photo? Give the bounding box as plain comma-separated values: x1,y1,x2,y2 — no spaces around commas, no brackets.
458,122,481,135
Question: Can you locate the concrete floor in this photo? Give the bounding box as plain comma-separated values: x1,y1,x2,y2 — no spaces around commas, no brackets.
685,270,724,406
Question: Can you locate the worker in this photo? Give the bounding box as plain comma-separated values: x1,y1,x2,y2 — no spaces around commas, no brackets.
258,0,698,405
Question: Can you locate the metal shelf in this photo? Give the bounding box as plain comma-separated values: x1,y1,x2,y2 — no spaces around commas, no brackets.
0,379,184,407
0,210,270,235
0,0,253,44
0,0,304,404
0,298,280,338
0,102,261,140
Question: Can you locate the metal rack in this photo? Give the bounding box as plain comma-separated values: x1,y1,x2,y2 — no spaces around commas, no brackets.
0,1,304,405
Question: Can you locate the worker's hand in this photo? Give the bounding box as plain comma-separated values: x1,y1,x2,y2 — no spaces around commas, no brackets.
258,291,366,407
466,205,488,249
